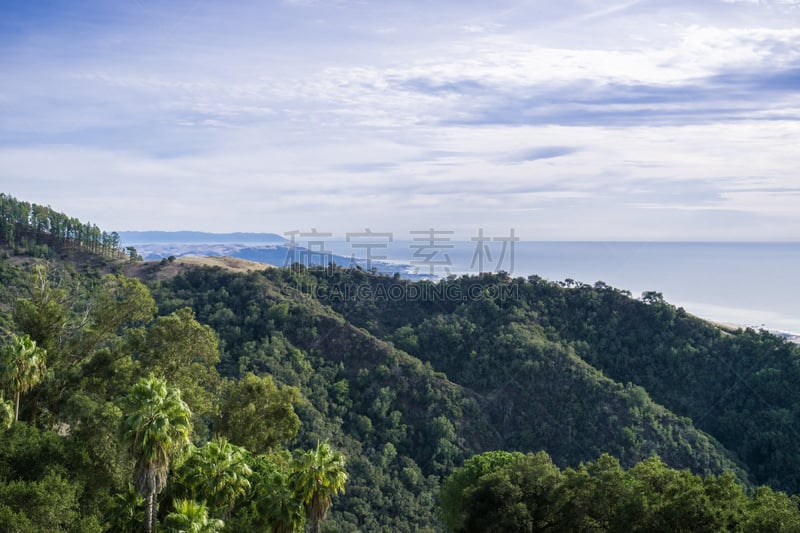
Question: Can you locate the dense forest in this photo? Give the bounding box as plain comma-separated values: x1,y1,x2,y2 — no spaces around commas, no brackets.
0,193,137,260
1,195,800,531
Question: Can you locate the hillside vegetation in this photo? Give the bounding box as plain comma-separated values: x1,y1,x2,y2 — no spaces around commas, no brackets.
1,195,800,531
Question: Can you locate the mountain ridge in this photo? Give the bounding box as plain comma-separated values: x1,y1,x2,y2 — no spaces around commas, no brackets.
118,230,287,245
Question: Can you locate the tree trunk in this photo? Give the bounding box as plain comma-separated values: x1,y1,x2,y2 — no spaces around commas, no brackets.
145,490,156,533
14,389,20,422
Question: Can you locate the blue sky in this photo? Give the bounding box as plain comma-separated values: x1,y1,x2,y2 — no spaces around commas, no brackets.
1,0,799,240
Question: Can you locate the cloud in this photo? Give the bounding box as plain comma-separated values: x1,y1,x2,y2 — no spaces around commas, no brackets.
396,78,487,96
426,62,800,127
502,146,580,163
567,0,642,24
708,67,800,91
0,2,799,240
334,162,397,173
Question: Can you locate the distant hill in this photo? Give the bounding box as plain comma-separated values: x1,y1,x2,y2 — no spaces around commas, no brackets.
118,230,287,245
128,242,358,269
127,241,427,279
124,255,273,281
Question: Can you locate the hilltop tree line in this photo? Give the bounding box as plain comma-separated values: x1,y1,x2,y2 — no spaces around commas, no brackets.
0,193,138,260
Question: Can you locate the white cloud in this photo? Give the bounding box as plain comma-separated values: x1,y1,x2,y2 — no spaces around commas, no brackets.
0,1,798,240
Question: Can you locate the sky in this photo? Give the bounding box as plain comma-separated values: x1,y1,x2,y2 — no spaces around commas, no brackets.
1,0,799,240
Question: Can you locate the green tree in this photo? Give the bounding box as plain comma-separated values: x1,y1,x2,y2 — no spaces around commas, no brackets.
163,499,224,533
263,472,305,533
556,454,645,532
0,333,47,422
138,307,221,432
176,437,253,518
0,391,13,428
119,376,193,533
0,471,99,532
439,450,524,531
76,274,157,362
628,456,719,532
743,486,800,532
232,452,305,533
12,264,68,353
289,441,348,533
216,373,302,454
105,485,145,533
457,452,563,533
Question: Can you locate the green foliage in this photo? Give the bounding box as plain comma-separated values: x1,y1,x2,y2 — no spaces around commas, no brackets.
104,485,144,533
0,192,128,259
525,279,800,493
28,270,158,426
235,452,306,533
440,451,564,533
438,450,525,530
215,372,302,453
440,450,800,533
86,274,157,345
743,486,800,532
162,499,225,533
0,333,47,422
148,265,770,529
13,264,68,353
296,269,800,491
173,438,252,517
0,472,101,533
0,392,12,428
289,441,348,533
150,266,466,529
135,307,221,435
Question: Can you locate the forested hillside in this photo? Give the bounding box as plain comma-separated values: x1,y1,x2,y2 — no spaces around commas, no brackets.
1,197,800,531
0,193,137,260
300,270,800,494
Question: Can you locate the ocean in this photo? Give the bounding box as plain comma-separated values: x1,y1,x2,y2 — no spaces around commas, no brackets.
319,241,800,336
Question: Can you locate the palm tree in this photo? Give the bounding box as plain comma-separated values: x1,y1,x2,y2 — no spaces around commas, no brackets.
163,499,224,533
177,437,253,517
120,376,193,533
0,334,47,422
289,441,348,533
